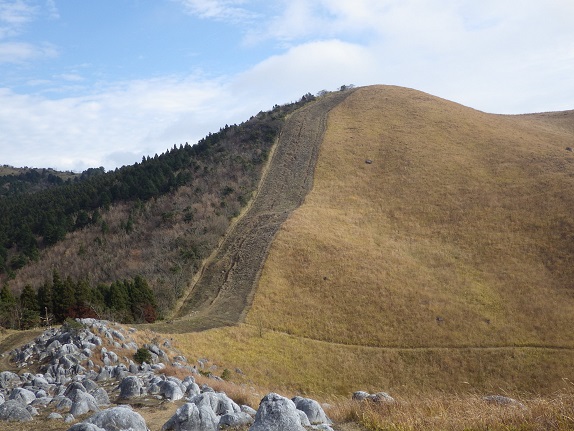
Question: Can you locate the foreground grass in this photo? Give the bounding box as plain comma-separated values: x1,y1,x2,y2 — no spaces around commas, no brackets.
330,391,574,431
171,324,574,396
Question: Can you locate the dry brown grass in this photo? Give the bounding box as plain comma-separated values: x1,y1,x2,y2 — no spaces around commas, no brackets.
248,85,574,349
329,390,574,431
176,85,574,397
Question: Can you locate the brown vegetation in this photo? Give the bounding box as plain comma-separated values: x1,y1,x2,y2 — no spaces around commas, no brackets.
329,390,574,431
174,85,574,397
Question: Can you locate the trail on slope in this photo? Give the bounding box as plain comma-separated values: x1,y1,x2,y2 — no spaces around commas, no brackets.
154,91,354,333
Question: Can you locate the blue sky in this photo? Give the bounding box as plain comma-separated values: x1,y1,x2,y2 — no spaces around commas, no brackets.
1,0,573,171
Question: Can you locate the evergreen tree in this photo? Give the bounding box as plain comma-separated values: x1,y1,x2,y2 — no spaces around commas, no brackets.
37,279,54,317
129,276,158,322
0,284,17,328
52,273,76,322
20,284,39,329
106,281,130,321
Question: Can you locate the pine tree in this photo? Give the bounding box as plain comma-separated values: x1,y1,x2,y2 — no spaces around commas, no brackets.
129,276,158,323
0,284,17,328
20,285,39,329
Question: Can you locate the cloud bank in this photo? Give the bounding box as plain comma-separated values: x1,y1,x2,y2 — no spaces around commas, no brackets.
0,0,572,171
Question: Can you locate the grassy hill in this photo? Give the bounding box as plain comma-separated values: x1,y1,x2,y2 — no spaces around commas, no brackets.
169,85,574,396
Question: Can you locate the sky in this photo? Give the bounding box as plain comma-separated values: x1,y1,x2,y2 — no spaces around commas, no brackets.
0,0,573,172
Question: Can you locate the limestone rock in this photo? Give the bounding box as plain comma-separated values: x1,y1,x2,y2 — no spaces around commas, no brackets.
250,393,305,431
219,411,254,428
81,406,149,431
292,396,331,425
0,400,33,422
118,376,144,399
162,402,218,431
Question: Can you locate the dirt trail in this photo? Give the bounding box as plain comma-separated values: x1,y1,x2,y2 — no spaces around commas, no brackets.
153,91,353,333
0,329,43,372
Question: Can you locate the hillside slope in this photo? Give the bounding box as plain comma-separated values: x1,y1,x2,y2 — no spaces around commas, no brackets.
248,85,574,348
174,85,574,395
156,90,354,332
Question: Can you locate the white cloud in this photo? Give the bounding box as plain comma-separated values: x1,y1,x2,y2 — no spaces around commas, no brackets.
0,40,57,63
45,0,59,19
0,0,38,39
175,0,253,22
1,0,573,171
0,75,247,171
231,40,379,101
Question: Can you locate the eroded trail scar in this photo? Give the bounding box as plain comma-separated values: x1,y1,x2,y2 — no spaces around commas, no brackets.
164,91,353,333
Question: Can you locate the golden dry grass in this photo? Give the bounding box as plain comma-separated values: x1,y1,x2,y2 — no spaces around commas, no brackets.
171,85,574,398
248,85,574,348
329,390,574,431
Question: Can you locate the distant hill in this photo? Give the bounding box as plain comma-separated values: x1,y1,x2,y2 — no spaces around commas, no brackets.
0,166,79,196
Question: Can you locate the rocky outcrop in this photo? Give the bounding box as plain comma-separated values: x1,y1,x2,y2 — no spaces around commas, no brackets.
162,402,219,431
68,406,148,431
249,393,307,431
292,396,332,425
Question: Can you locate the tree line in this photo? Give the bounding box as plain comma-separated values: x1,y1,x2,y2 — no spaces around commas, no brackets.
0,272,157,329
0,92,318,318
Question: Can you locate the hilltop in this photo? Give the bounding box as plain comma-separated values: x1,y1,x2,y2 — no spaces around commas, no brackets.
167,85,574,396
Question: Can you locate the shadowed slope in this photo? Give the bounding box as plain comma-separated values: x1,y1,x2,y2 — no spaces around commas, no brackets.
153,90,354,333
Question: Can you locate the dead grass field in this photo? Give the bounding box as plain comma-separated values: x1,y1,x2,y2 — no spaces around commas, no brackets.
170,86,574,400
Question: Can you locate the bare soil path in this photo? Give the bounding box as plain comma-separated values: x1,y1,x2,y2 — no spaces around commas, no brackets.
151,91,354,333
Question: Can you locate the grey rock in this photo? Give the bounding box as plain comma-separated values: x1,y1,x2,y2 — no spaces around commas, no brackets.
241,405,257,416
67,423,106,431
185,382,200,397
48,412,64,420
297,409,311,426
250,393,305,431
65,381,87,397
90,388,110,407
160,380,184,401
369,392,395,404
188,392,240,416
82,406,149,431
161,402,218,431
26,404,39,416
0,400,33,422
219,411,254,427
292,396,331,425
65,413,76,423
483,395,525,409
56,396,73,411
0,371,20,390
9,387,36,405
110,330,125,341
96,368,111,382
82,379,99,392
118,376,144,399
32,375,51,391
352,391,370,401
69,390,100,416
31,396,53,406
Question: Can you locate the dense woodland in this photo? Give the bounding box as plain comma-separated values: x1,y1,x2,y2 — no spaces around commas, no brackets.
0,93,317,328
